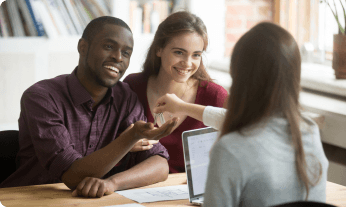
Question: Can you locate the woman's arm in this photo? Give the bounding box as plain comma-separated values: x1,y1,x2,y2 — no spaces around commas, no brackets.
202,106,227,130
153,93,227,130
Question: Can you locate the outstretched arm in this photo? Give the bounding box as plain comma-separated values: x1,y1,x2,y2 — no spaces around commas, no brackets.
62,118,178,191
153,94,227,130
153,93,206,122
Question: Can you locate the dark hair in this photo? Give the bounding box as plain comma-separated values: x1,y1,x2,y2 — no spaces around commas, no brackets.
82,16,132,45
142,11,212,82
220,22,322,200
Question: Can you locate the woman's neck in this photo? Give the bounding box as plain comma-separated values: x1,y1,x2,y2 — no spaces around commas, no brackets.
153,71,194,98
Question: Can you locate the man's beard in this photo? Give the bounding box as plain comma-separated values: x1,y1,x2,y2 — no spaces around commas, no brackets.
87,64,119,88
85,53,118,88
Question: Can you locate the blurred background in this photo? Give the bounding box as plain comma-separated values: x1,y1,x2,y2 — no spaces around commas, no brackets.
0,0,347,186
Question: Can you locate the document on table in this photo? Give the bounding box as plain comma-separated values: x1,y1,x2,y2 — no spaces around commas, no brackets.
116,185,189,203
104,204,145,207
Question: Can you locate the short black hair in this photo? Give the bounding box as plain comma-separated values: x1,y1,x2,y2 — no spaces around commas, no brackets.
82,16,132,44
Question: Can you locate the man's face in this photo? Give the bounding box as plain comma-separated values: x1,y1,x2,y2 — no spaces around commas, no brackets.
83,24,134,88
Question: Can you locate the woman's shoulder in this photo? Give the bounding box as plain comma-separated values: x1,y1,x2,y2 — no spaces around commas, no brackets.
200,80,227,92
123,72,149,92
123,72,147,84
197,80,228,106
299,114,326,155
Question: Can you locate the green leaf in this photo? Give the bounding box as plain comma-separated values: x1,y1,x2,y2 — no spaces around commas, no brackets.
326,2,345,34
334,14,345,34
339,0,346,33
326,2,337,19
333,0,338,17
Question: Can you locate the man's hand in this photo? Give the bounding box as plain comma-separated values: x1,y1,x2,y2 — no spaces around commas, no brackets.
72,177,115,198
130,139,159,152
131,117,179,141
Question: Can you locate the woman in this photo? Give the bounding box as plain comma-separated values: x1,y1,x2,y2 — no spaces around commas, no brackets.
123,11,227,173
202,22,328,206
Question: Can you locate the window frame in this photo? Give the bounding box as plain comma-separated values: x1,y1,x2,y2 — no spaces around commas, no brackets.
274,0,345,66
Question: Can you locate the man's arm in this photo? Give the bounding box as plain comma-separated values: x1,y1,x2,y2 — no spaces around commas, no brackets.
109,155,169,190
72,155,168,198
62,119,177,190
61,124,137,190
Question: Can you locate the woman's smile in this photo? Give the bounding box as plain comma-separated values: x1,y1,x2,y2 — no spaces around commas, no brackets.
173,67,193,75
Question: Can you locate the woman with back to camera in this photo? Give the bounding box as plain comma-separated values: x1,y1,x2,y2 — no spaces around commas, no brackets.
201,22,329,206
123,11,227,173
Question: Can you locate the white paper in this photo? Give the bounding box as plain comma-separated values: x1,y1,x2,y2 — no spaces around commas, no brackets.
0,201,5,207
104,204,145,207
116,185,189,203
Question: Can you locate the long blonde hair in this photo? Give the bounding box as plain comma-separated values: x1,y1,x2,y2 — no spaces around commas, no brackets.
221,22,322,200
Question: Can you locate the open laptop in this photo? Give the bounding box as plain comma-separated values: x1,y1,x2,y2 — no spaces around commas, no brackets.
182,127,218,205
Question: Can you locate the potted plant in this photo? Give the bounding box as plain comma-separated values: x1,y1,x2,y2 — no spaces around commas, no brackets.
321,0,346,79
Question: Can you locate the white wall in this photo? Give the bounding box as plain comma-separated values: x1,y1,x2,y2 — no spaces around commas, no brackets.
189,0,226,65
0,37,80,129
0,34,154,130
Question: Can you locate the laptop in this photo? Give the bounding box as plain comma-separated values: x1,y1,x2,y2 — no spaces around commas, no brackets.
182,127,219,205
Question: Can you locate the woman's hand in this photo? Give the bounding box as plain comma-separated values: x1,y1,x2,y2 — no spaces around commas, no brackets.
130,139,159,152
153,93,186,115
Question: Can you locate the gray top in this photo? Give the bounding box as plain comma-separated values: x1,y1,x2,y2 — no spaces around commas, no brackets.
203,115,329,207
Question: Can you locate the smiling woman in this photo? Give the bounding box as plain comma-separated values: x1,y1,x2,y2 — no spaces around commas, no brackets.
156,32,204,83
123,11,228,173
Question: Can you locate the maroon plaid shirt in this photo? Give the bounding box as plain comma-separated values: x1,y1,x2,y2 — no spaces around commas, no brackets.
0,68,169,188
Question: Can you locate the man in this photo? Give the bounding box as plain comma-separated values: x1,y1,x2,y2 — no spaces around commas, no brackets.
0,17,177,198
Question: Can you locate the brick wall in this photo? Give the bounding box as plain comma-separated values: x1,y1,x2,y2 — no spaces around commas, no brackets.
225,0,274,56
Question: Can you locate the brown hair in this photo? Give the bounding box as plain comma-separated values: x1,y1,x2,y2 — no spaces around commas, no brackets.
141,11,212,82
220,22,322,200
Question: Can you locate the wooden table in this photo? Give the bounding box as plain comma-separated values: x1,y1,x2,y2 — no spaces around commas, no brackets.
0,173,346,207
325,181,346,207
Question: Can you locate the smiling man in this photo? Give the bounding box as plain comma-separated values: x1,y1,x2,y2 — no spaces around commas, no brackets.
0,17,177,198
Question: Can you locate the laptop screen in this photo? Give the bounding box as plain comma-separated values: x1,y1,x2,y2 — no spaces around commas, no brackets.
182,127,218,199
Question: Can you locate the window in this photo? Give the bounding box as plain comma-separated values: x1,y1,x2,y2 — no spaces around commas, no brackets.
274,0,346,65
318,0,345,60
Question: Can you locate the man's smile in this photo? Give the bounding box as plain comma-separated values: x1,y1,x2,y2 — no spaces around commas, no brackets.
104,65,120,74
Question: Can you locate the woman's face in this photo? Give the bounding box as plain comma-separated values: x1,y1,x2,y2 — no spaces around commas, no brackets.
156,32,204,83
